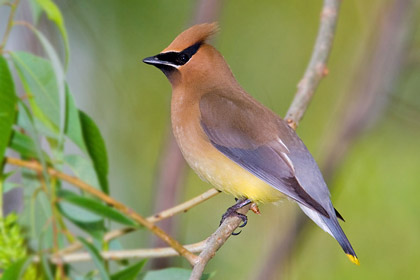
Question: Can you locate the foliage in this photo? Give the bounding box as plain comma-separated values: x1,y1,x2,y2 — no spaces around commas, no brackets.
0,55,16,168
2,0,420,279
0,213,27,270
0,213,37,279
0,1,149,278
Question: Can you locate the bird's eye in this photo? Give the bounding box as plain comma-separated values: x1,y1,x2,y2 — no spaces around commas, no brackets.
178,53,190,64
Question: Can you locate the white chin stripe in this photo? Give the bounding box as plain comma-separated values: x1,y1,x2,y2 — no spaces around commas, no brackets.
159,61,180,69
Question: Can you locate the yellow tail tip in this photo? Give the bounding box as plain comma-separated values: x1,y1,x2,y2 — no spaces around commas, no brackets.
346,254,360,266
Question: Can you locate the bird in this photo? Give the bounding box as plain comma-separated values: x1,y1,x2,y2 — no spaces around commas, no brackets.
143,23,359,265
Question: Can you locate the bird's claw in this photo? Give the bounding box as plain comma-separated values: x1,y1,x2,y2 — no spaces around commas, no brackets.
219,198,252,236
219,209,248,236
232,230,242,236
220,207,248,225
238,213,248,228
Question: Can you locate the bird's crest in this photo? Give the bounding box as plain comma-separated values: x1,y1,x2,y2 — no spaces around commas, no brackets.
163,22,219,52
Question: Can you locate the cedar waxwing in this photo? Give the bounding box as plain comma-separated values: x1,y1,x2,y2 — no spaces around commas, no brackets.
143,23,359,265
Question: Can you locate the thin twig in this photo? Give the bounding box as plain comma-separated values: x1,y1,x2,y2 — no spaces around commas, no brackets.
0,0,20,51
190,0,342,278
58,188,220,255
149,188,221,223
5,157,199,266
35,240,207,264
285,0,341,130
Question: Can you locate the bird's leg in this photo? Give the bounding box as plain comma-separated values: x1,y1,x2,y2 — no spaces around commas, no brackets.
220,198,252,235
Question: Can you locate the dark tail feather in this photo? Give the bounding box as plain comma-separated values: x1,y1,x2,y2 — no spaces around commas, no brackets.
322,214,359,265
299,204,359,265
334,208,345,222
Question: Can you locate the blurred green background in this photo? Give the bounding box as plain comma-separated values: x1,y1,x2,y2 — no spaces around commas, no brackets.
33,0,420,278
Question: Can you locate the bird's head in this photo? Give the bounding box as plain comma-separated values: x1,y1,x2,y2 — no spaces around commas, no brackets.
143,23,234,90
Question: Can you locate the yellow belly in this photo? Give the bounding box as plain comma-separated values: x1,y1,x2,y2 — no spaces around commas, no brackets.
180,136,284,203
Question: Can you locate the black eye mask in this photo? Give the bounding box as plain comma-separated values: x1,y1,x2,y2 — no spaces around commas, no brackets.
156,42,202,66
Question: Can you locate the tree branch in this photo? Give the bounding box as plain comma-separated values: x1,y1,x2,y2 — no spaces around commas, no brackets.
285,0,341,130
5,157,199,266
190,0,342,278
36,241,207,264
190,205,251,280
149,188,221,223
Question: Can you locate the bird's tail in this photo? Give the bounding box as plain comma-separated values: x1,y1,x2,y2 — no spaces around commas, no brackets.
299,204,359,265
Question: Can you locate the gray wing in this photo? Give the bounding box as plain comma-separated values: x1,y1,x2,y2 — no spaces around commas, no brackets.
199,92,331,218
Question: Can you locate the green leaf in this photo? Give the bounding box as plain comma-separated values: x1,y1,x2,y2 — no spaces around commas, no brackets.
40,252,54,280
28,27,66,147
57,187,106,239
78,237,110,280
57,192,106,240
65,86,87,152
16,101,50,180
57,185,102,225
19,169,49,240
2,171,18,192
64,154,100,189
38,229,54,280
35,0,70,66
11,52,59,134
67,219,105,241
144,268,213,280
58,190,137,226
10,130,41,159
0,56,17,165
58,199,102,223
79,111,109,194
3,182,18,192
111,260,147,280
1,257,31,280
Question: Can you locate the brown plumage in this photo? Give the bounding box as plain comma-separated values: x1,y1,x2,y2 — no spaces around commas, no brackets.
143,23,359,265
163,22,219,52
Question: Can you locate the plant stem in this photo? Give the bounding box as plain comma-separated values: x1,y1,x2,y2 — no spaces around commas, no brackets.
36,240,207,264
285,0,341,129
0,0,20,52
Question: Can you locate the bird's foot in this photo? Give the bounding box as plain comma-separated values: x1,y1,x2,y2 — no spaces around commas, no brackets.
219,199,252,235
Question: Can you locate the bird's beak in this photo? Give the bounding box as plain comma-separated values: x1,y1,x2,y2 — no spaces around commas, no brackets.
143,54,180,81
142,55,163,66
143,54,179,69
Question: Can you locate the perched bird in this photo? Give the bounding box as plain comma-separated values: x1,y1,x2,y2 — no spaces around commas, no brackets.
143,23,359,265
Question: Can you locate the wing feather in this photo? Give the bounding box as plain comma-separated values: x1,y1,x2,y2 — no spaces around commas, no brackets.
200,92,330,218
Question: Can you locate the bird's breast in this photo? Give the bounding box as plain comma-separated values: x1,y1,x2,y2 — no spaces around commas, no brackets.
170,90,284,203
